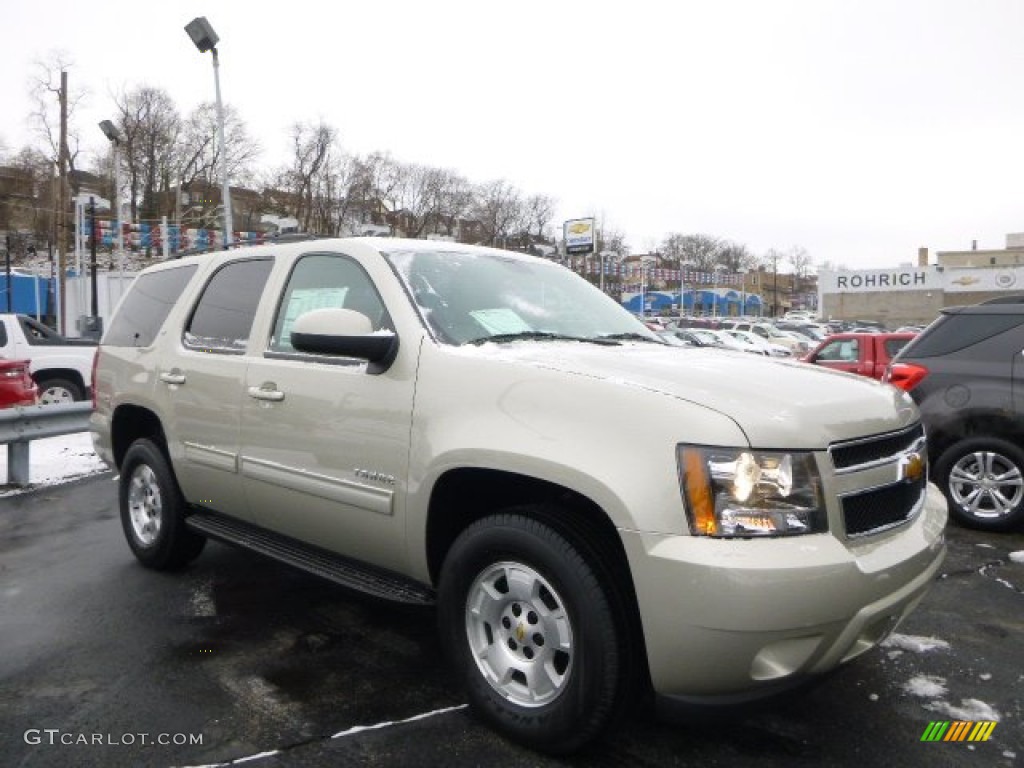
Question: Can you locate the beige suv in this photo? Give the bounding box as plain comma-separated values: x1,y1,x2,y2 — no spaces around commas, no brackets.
91,238,947,753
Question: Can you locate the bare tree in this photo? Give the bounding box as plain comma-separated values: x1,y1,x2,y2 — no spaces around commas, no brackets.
788,245,812,281
522,194,556,242
281,120,337,233
113,85,181,225
718,241,756,274
176,102,261,224
472,179,522,246
661,233,722,271
27,53,86,174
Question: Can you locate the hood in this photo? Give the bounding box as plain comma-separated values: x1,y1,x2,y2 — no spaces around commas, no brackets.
456,341,919,449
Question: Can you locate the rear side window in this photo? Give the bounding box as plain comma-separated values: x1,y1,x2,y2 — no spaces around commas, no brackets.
903,314,1024,358
104,265,197,347
817,338,858,361
883,338,912,358
184,258,273,353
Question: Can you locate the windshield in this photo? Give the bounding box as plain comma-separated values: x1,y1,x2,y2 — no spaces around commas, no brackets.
385,247,659,346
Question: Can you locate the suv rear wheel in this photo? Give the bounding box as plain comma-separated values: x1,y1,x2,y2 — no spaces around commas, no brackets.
120,438,206,569
438,512,622,754
933,436,1024,531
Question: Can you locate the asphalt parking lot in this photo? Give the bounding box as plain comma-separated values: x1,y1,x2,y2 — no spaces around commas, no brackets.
1,472,1021,767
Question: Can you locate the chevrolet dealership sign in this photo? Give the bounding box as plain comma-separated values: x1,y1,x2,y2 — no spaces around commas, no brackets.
563,217,595,255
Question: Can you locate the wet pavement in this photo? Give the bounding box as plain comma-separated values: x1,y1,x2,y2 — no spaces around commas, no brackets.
1,472,1021,767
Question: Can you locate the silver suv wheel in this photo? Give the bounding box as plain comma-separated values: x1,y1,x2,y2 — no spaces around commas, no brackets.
948,449,1024,520
127,464,163,546
465,561,573,708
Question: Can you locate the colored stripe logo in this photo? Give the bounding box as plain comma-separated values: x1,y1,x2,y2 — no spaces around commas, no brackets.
921,721,997,742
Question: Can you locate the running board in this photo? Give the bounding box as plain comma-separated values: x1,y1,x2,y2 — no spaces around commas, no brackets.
185,511,435,606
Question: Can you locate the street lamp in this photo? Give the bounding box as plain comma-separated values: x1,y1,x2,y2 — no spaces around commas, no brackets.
98,120,124,267
185,16,233,249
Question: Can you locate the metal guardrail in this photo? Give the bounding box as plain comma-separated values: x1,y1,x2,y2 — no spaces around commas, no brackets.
0,402,94,486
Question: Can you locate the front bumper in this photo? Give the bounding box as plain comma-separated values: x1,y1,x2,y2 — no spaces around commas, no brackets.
621,482,947,702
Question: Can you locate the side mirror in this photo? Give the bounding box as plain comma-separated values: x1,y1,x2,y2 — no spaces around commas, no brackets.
290,308,399,374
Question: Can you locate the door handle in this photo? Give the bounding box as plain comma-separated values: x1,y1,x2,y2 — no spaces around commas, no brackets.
248,385,285,402
159,371,186,385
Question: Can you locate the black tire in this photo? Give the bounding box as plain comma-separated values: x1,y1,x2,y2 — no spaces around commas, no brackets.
119,438,206,569
37,376,84,404
438,512,623,754
933,436,1024,531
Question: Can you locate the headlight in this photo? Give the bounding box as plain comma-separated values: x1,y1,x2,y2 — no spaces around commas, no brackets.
677,446,826,537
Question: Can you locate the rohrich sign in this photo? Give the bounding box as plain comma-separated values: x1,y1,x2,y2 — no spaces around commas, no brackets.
819,267,944,294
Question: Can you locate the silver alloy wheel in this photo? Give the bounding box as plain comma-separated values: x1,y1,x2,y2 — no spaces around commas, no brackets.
127,464,163,546
40,386,74,404
948,449,1024,520
465,561,573,708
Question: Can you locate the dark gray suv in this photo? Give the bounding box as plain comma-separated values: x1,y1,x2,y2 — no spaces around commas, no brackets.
886,298,1024,531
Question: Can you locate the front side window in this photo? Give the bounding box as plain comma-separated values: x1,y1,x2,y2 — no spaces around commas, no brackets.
184,258,273,353
385,247,657,346
269,252,390,354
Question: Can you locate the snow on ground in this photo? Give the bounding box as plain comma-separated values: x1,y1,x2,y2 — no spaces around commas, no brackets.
0,432,109,495
925,698,1003,722
1010,551,1024,564
880,633,951,653
903,675,948,698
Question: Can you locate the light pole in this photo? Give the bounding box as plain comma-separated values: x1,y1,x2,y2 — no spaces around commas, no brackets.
185,16,233,249
98,120,123,271
679,261,694,322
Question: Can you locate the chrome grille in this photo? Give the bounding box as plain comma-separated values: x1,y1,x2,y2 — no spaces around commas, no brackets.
829,423,925,471
841,475,927,537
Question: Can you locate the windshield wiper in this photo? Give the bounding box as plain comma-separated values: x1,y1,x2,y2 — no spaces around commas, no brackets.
596,332,663,343
467,332,617,346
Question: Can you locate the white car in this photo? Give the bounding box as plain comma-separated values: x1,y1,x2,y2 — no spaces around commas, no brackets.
722,329,790,357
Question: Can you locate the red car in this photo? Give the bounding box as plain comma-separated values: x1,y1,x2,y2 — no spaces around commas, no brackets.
0,359,38,408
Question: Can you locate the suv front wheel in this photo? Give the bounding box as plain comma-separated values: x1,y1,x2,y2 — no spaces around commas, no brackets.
934,436,1024,531
438,512,623,754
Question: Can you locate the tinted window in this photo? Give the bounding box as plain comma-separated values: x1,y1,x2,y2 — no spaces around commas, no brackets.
0,322,6,346
185,259,273,353
104,265,198,347
902,313,1024,358
19,316,61,345
269,253,390,353
883,337,912,358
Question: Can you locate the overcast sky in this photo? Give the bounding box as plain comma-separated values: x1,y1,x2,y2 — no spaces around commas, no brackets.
2,0,1022,270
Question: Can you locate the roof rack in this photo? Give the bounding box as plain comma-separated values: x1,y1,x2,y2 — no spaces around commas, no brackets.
170,232,324,259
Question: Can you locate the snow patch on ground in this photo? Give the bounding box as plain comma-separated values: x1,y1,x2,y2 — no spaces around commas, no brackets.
925,698,1002,722
903,675,948,698
0,432,109,495
1009,550,1024,564
881,633,950,653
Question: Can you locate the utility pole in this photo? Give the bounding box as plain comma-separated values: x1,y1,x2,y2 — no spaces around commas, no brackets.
89,196,98,318
57,70,69,334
